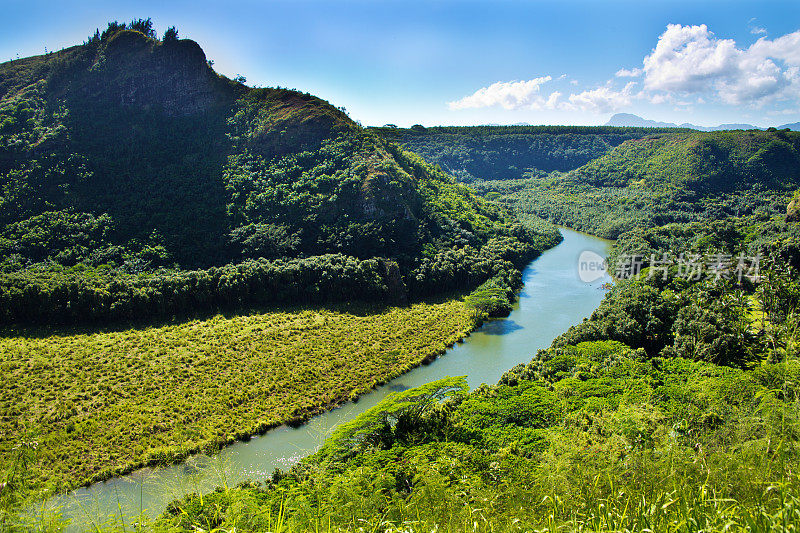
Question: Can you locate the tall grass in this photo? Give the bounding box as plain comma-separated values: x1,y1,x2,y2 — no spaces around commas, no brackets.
0,299,473,499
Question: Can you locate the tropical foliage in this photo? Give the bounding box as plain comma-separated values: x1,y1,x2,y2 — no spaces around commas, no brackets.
159,338,800,532
156,184,800,533
372,125,679,182
4,19,800,533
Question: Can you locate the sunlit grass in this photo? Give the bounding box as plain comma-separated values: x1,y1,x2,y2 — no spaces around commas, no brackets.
0,299,472,495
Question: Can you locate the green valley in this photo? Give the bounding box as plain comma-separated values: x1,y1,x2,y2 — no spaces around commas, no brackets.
2,12,800,533
371,125,679,182
149,127,800,532
476,129,800,238
156,168,800,533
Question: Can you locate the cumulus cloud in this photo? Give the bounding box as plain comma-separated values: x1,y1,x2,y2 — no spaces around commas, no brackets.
448,77,554,110
750,31,800,66
445,24,800,116
641,24,800,106
448,76,637,115
615,68,642,78
546,91,562,108
566,82,636,113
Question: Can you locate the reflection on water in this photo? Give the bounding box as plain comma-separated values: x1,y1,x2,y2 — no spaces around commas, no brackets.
45,228,612,530
480,319,523,336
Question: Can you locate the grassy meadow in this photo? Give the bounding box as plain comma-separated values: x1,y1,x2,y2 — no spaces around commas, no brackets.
0,299,473,494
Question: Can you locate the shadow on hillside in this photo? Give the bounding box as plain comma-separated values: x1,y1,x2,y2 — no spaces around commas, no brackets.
0,290,472,339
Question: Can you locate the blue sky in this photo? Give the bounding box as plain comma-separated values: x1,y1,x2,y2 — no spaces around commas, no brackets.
2,0,799,127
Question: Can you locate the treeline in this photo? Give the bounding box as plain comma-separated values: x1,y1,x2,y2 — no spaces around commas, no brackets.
0,226,560,326
373,124,682,136
0,255,389,325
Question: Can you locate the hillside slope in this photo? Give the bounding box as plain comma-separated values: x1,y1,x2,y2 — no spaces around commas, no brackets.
478,129,800,238
371,125,680,182
0,23,557,324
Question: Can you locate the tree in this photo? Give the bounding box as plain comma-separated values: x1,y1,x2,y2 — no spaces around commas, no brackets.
162,26,179,43
318,377,469,461
128,18,156,39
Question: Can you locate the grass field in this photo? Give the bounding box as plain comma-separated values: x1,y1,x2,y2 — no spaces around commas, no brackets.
0,300,472,494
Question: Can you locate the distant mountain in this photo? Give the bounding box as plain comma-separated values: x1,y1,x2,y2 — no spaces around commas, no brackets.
606,113,681,128
778,122,800,131
606,113,770,131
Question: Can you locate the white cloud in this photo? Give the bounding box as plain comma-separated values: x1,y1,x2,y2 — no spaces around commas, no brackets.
447,77,553,110
750,32,800,67
615,68,642,78
449,76,636,115
751,26,767,36
445,24,800,117
546,91,562,108
566,82,636,113
641,24,800,106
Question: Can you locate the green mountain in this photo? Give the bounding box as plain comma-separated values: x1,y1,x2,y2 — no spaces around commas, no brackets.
569,130,800,192
479,129,800,238
0,21,557,324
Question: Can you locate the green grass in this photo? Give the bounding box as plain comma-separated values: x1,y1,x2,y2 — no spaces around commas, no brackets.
0,299,473,495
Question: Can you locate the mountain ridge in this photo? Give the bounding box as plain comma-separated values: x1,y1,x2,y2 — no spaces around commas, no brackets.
605,112,800,131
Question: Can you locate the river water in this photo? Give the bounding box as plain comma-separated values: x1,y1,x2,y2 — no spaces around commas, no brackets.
41,228,610,529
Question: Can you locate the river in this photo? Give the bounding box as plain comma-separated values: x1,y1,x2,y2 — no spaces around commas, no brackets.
41,228,610,529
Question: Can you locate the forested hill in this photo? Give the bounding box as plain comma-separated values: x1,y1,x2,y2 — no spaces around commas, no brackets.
0,20,558,325
370,125,683,182
569,129,800,193
479,129,800,238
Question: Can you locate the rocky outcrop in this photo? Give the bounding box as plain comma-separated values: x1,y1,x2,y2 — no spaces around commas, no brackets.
89,30,219,116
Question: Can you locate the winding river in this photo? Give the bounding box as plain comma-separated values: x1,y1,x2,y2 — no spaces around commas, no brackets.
42,228,611,529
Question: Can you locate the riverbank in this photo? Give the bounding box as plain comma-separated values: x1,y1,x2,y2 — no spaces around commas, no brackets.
26,228,611,530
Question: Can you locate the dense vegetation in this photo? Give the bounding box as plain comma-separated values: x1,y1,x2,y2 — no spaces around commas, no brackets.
372,125,679,183
0,21,558,325
4,19,800,533
477,129,800,239
149,200,800,533
0,21,565,526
